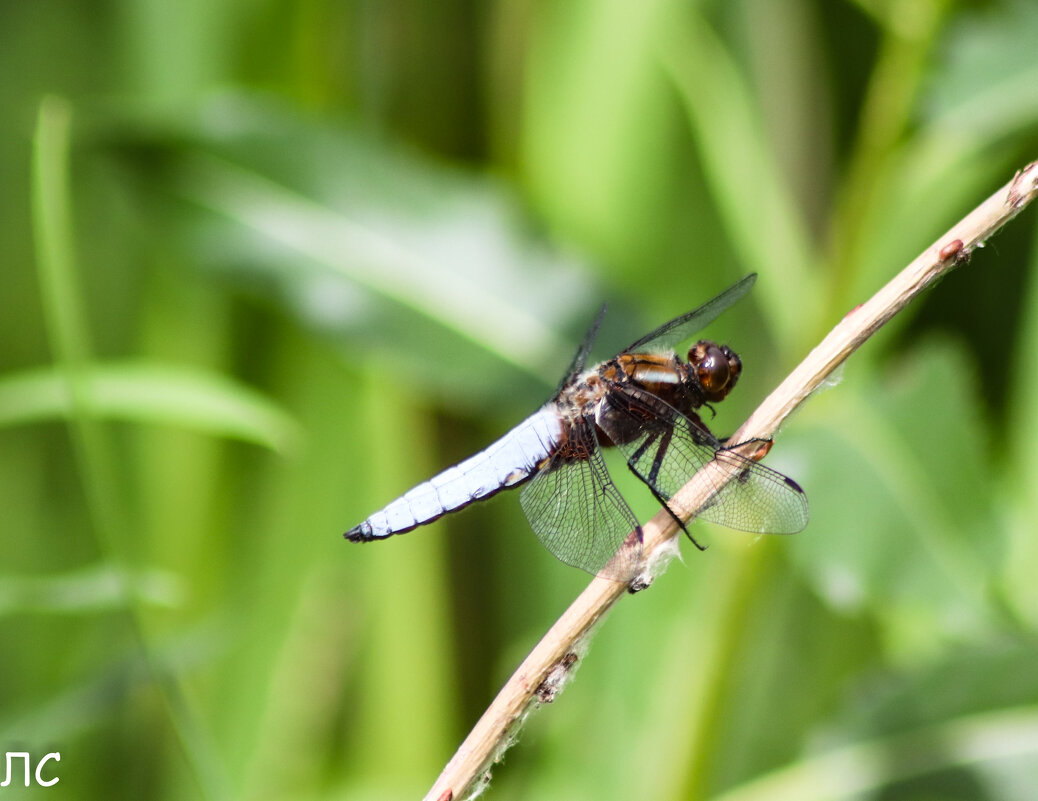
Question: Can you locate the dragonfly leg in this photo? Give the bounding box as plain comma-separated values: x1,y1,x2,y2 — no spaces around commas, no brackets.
647,428,672,487
652,484,706,551
624,462,706,552
623,428,706,550
629,430,658,463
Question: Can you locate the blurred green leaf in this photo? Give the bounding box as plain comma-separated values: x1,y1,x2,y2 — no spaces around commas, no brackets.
788,338,1003,652
521,0,679,267
923,0,1038,140
840,638,1038,738
708,705,1038,801
660,9,820,349
1004,221,1038,623
846,0,1038,306
3,1,1038,800
111,96,600,407
0,563,184,616
0,362,301,454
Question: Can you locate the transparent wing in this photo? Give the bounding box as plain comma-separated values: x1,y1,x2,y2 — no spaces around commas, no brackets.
622,274,757,354
519,418,643,580
556,304,608,393
598,387,808,535
699,449,810,534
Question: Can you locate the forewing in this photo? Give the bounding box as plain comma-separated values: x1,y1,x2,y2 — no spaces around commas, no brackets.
556,304,608,393
600,388,808,536
697,449,809,534
519,418,642,579
622,274,756,354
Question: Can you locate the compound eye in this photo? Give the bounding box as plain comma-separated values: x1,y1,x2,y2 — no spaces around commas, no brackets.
694,344,731,394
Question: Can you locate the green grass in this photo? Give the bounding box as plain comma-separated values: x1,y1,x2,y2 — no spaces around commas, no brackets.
3,1,1038,799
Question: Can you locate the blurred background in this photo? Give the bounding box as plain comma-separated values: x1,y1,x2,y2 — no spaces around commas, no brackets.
3,0,1038,799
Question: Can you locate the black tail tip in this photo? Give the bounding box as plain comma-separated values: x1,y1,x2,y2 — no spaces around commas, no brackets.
344,524,370,542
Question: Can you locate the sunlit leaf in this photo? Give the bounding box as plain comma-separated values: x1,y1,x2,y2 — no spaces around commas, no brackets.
660,9,820,348
787,339,1001,652
0,362,301,454
0,563,184,616
114,96,599,407
922,0,1038,139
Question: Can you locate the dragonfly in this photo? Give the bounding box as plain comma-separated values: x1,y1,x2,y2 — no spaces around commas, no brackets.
345,274,808,581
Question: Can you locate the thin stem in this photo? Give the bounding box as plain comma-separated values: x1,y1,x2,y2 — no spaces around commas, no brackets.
424,160,1038,801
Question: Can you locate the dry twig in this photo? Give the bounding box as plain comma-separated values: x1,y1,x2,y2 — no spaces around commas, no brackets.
424,160,1038,801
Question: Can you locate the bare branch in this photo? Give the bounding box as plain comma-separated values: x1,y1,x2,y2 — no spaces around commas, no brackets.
424,160,1038,801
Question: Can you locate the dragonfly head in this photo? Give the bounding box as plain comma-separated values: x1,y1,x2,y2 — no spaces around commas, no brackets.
689,340,741,403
